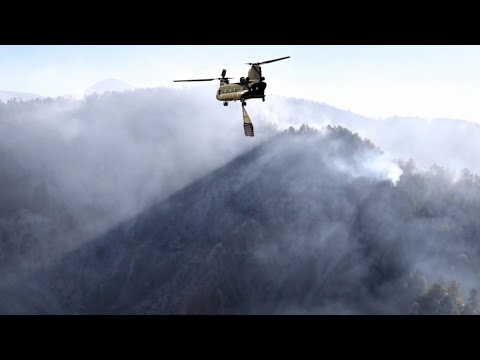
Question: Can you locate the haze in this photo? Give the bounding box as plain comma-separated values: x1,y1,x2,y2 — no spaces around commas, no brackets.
2,46,480,313
2,45,480,122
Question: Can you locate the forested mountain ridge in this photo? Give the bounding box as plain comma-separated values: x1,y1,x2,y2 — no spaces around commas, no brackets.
1,126,479,314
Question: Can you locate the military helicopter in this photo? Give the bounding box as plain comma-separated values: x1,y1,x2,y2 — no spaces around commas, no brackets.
174,56,290,107
174,56,290,136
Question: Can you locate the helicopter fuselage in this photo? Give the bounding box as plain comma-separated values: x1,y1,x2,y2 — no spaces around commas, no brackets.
216,80,267,103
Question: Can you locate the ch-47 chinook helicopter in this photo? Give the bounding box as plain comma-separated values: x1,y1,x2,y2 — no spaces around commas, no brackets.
173,56,290,137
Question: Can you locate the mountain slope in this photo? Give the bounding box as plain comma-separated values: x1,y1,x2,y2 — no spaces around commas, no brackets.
0,88,275,280
2,126,480,314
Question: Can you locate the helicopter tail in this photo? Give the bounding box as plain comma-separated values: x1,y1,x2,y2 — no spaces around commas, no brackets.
242,105,254,137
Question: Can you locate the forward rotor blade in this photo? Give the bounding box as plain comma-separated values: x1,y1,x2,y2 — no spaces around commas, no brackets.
173,79,215,82
173,77,235,82
246,56,290,65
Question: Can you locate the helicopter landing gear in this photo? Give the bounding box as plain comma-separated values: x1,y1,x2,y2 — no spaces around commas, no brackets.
223,102,228,107
242,101,247,107
262,96,265,102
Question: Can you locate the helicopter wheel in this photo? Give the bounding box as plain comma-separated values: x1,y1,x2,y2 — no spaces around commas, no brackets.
224,102,228,107
262,97,265,102
242,101,247,107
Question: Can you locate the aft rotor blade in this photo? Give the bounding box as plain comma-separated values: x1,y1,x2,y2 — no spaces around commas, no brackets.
246,56,290,65
258,56,290,65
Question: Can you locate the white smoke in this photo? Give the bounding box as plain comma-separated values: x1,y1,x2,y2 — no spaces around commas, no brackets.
330,146,403,185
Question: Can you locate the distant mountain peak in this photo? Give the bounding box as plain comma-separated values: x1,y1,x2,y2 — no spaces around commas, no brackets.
84,79,135,96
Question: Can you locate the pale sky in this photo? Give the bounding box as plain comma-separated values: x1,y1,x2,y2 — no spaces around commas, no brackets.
1,45,480,122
